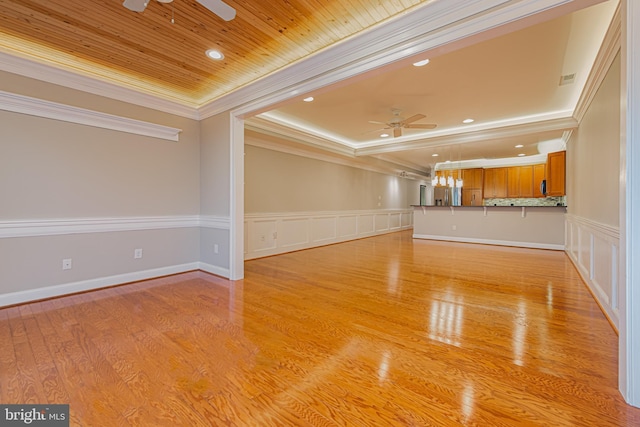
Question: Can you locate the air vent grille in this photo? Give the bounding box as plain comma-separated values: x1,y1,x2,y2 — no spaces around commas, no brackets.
559,73,576,86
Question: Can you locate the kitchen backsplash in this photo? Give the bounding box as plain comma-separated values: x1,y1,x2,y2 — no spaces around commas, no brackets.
483,196,566,206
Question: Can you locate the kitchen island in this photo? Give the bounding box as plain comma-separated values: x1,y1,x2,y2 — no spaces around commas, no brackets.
412,205,566,250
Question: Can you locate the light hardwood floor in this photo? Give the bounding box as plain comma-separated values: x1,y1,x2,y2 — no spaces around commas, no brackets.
1,230,639,426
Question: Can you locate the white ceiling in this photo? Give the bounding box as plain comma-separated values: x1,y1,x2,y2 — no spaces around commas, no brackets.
247,0,618,176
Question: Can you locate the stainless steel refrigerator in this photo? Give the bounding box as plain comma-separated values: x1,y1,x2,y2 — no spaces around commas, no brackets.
433,186,461,206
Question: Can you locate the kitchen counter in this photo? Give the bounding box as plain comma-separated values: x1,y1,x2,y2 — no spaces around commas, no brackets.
411,205,567,208
412,205,566,250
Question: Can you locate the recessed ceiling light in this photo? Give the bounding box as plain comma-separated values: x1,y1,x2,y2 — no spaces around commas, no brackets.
432,153,439,157
515,144,524,148
380,133,389,138
413,59,430,67
518,153,526,157
205,49,224,60
303,96,314,102
463,118,474,124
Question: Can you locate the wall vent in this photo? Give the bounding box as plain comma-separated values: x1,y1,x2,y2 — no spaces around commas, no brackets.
559,73,576,86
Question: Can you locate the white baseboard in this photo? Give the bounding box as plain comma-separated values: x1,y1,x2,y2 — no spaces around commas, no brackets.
412,233,565,251
0,262,200,308
198,262,230,279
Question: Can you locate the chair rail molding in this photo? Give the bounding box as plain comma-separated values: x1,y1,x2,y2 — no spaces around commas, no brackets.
0,215,202,239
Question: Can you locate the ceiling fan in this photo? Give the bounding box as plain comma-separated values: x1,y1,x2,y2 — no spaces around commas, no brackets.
368,109,436,138
123,0,236,21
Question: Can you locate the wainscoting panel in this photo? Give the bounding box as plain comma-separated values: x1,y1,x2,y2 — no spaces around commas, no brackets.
358,214,375,235
337,215,358,238
565,214,619,330
311,216,337,243
280,218,310,248
389,212,401,230
247,220,278,254
593,233,613,306
401,212,412,228
375,214,390,232
244,209,413,260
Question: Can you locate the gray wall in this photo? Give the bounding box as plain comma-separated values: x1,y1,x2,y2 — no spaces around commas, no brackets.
199,111,232,271
0,71,202,301
200,111,231,217
244,144,420,213
567,53,620,227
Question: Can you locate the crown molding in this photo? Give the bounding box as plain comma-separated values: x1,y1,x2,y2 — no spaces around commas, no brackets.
245,116,355,157
573,3,621,123
245,131,428,179
355,116,578,156
0,51,199,119
202,0,592,120
0,0,599,124
0,90,182,141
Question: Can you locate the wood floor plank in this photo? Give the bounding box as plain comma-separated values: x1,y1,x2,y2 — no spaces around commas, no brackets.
0,309,21,403
1,230,639,426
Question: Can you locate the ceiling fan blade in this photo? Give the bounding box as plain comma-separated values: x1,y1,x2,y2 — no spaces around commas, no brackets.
363,127,389,134
393,128,402,138
196,0,236,21
404,123,437,129
402,114,426,125
123,0,149,12
368,120,389,125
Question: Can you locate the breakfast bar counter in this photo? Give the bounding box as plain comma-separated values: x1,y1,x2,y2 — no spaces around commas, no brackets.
412,205,567,250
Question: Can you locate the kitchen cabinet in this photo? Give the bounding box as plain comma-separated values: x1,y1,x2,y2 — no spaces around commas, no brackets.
483,167,507,198
461,168,483,206
433,169,459,183
507,165,534,198
462,189,483,206
547,151,566,196
462,168,484,189
533,163,546,198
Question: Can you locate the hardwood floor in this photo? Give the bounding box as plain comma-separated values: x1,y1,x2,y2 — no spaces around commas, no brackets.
1,230,639,426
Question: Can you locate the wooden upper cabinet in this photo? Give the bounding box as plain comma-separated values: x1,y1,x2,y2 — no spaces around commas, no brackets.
519,165,534,197
483,167,507,198
533,163,546,198
462,168,484,189
506,165,535,198
547,151,566,196
507,167,520,197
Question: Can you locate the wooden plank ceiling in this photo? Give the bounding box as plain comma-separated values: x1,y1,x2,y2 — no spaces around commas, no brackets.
0,0,428,105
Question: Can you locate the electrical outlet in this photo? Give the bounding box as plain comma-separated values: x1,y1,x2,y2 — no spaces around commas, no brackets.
62,258,72,270
134,248,143,259
452,225,457,230
214,244,219,254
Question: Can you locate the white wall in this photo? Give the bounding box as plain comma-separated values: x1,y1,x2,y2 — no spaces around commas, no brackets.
566,52,621,329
